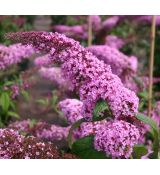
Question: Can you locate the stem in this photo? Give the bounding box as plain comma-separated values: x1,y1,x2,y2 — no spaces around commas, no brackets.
148,16,156,117
88,15,92,46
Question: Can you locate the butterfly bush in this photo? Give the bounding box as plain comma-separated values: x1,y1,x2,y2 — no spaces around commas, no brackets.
39,67,70,88
58,99,83,124
9,119,70,142
105,35,126,49
58,98,141,158
34,54,52,67
6,31,139,121
94,120,140,158
0,43,35,70
0,128,60,159
87,45,138,81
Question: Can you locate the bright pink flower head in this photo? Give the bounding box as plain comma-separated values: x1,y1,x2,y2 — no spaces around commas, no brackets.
94,120,140,158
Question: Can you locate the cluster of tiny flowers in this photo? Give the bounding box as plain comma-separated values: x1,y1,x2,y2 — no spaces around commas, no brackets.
0,43,35,70
87,45,138,80
105,35,126,49
94,120,140,158
9,119,70,142
39,67,70,89
58,99,83,124
34,54,52,67
0,129,60,159
73,120,108,139
36,125,70,141
6,31,139,121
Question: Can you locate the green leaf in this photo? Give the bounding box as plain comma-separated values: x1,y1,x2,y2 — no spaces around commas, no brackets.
0,92,10,114
136,113,159,132
10,101,16,111
93,100,108,121
133,77,145,89
132,144,148,159
138,91,148,100
51,95,58,106
72,136,107,159
29,119,37,129
136,113,159,158
68,118,85,149
3,81,14,86
21,90,30,101
8,111,20,119
36,99,48,106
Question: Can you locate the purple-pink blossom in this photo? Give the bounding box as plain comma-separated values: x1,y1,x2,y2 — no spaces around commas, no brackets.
135,15,160,26
58,99,83,124
0,128,60,159
87,45,138,81
9,119,70,142
105,35,126,49
11,84,20,99
34,54,52,67
94,120,140,158
39,67,70,88
52,25,88,40
73,120,108,139
102,16,120,30
0,43,35,70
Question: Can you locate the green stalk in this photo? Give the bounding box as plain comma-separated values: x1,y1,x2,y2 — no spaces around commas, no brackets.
148,16,156,117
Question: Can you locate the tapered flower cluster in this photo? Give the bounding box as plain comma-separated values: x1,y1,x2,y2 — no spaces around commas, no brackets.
6,31,139,121
34,54,52,67
9,120,70,142
39,67,70,88
94,120,140,158
87,45,138,80
105,35,126,49
0,129,60,159
0,43,35,70
58,99,83,124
